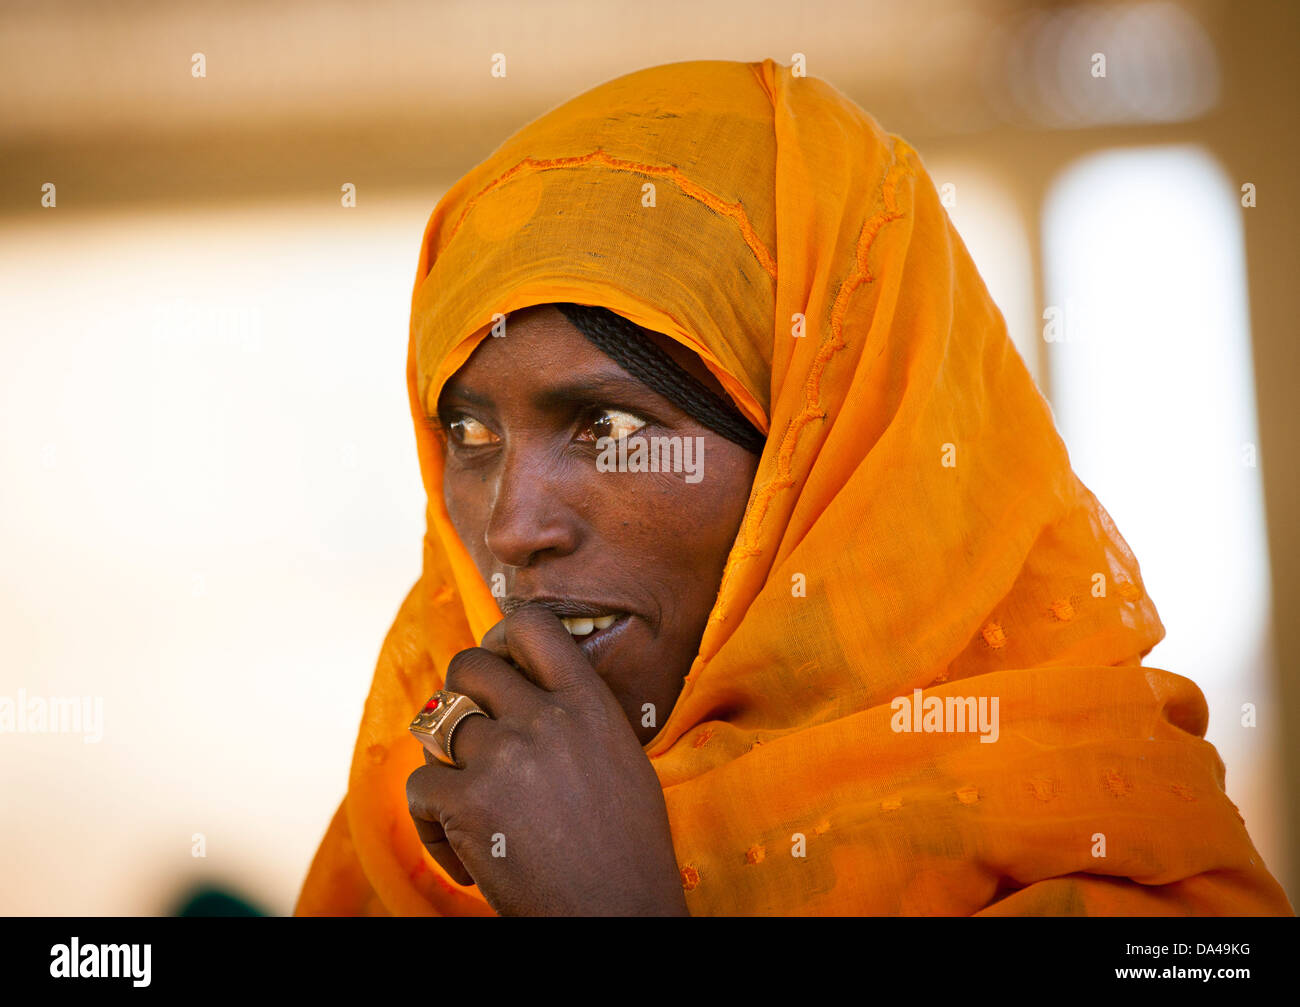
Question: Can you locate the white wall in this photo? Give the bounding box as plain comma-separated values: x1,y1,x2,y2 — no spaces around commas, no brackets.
0,196,436,914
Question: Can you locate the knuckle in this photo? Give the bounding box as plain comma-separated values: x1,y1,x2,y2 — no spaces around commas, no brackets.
529,702,573,739
443,647,491,693
438,809,473,845
490,727,531,765
457,775,495,823
478,728,545,794
557,685,605,721
405,768,428,809
466,729,532,789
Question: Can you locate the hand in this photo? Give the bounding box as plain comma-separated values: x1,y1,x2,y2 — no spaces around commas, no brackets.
406,605,690,916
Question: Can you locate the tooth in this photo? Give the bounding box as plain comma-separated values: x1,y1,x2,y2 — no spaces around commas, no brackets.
592,615,616,630
562,617,595,636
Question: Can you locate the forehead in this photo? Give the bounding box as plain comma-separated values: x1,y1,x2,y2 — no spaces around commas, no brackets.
442,306,612,387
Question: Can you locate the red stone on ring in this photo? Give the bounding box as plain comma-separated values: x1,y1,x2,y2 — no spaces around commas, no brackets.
423,697,440,713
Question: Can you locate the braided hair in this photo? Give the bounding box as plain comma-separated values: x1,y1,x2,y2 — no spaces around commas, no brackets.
554,303,767,455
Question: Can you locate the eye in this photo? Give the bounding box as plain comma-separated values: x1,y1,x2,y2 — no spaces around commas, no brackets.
444,414,499,447
578,407,647,443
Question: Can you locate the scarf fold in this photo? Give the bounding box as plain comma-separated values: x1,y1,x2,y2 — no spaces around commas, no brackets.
295,58,1292,916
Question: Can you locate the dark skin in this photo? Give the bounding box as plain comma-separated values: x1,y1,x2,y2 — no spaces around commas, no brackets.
405,305,760,915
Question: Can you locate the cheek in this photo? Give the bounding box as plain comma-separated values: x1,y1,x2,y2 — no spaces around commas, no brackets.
610,453,756,584
443,469,489,556
673,453,755,557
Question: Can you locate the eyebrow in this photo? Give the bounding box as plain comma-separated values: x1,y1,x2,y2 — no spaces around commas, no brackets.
438,372,662,416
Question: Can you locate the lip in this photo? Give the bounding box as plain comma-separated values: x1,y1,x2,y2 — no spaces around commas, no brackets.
503,595,629,620
575,612,634,669
501,595,637,673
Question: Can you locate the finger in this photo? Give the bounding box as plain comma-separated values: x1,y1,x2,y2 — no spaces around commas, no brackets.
406,763,478,886
411,816,475,887
443,645,546,723
478,605,605,694
405,764,473,883
411,702,495,768
406,761,464,821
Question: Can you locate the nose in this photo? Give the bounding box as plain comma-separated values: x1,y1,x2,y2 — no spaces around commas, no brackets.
482,440,580,568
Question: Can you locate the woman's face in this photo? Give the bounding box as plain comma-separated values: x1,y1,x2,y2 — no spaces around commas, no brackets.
435,305,761,745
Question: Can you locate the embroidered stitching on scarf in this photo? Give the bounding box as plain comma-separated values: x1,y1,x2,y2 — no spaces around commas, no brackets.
710,138,915,624
445,149,778,279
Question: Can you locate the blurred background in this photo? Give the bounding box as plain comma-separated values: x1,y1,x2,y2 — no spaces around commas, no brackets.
1,0,1296,915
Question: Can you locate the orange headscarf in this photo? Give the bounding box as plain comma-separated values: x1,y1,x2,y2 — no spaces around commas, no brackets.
295,59,1292,916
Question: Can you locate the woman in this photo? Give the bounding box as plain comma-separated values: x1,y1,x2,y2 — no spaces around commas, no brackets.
295,59,1293,916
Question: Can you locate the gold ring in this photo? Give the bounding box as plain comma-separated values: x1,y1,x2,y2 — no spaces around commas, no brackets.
409,690,490,767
